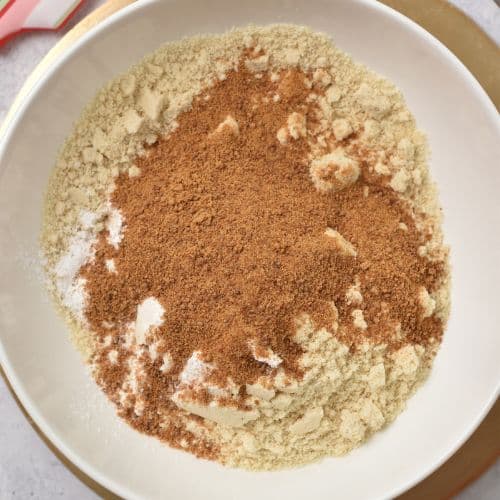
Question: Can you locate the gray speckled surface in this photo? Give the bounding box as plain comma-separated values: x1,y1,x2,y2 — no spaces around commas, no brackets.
0,1,498,498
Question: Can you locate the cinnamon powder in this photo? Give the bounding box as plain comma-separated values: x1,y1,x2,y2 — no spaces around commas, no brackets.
81,60,443,398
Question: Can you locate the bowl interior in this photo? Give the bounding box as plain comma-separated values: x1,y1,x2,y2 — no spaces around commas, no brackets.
1,0,499,499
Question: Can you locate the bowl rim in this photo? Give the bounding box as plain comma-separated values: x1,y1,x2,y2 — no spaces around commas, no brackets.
0,0,499,498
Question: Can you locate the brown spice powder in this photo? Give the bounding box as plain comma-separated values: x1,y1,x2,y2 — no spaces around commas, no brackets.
81,60,444,410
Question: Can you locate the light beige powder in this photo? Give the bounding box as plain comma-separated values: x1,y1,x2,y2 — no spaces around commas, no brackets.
41,25,450,470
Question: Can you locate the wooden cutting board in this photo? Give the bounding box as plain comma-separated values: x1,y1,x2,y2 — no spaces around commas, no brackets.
1,0,498,498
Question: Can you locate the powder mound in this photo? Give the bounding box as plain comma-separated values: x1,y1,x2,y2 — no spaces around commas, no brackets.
41,24,450,470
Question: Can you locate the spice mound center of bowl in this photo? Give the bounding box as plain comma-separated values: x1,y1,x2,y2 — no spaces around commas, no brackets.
83,60,442,410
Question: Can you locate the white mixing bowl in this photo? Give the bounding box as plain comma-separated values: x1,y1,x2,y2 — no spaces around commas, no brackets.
0,1,499,498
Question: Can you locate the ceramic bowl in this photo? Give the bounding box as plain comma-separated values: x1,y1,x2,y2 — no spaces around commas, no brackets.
1,1,499,498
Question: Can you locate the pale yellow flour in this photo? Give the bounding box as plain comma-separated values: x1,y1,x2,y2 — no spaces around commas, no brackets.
41,25,450,470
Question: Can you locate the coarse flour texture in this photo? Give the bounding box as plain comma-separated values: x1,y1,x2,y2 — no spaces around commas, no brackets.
41,25,450,470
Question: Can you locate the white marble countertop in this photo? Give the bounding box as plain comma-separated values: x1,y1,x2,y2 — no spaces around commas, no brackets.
0,1,498,498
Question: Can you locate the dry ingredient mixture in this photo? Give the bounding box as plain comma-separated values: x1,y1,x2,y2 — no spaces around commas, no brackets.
41,25,450,470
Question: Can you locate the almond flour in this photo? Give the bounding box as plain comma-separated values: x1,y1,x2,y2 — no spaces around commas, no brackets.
41,25,450,470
